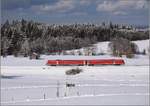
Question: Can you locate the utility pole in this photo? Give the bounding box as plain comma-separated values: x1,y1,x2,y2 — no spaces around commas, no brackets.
43,93,46,100
56,81,60,97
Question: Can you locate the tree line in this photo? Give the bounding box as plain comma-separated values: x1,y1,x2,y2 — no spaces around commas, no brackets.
1,19,149,57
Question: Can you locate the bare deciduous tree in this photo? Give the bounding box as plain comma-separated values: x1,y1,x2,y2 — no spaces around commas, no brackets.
109,37,138,58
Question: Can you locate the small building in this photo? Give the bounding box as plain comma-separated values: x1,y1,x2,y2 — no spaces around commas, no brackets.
29,52,40,59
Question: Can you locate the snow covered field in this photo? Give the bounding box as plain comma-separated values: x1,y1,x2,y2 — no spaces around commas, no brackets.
1,39,149,105
1,66,149,105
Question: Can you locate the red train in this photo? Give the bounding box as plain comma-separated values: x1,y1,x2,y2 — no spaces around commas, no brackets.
46,59,125,66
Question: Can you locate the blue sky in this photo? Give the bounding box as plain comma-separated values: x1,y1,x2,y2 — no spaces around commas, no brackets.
1,0,149,25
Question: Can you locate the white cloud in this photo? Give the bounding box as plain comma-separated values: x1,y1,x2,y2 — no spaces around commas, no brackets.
96,0,148,15
113,11,127,15
71,12,87,16
97,1,117,12
135,0,148,9
79,0,92,6
31,0,75,13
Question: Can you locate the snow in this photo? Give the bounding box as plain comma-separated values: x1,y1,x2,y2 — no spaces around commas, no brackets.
95,39,149,54
1,66,149,105
133,40,149,54
94,41,110,54
1,39,149,105
66,39,149,55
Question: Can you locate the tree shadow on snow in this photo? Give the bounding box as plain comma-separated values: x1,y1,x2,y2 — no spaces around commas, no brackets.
1,75,22,79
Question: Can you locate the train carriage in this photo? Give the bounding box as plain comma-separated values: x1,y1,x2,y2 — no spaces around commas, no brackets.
58,60,85,66
46,60,86,66
46,59,125,66
87,59,125,66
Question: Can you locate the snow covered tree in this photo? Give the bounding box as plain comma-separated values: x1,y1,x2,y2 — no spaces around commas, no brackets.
1,19,148,56
20,38,30,57
108,37,138,58
1,36,11,57
91,45,98,55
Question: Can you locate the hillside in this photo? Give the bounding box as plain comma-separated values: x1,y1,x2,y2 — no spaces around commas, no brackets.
1,39,149,66
95,39,149,54
1,19,149,56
